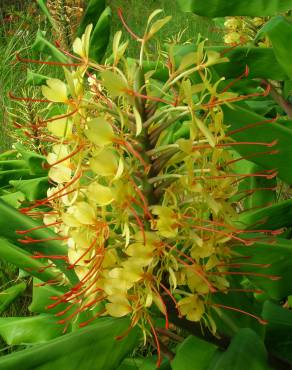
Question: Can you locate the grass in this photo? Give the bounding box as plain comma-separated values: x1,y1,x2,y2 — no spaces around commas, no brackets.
0,2,43,152
108,0,220,56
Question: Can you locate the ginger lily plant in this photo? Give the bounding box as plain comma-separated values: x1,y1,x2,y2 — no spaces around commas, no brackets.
16,10,278,361
3,2,292,369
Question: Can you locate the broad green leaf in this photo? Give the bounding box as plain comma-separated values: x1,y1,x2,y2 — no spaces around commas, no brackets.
31,30,68,63
213,329,269,370
177,0,292,16
172,44,288,80
239,199,292,230
29,281,66,315
234,160,276,209
89,7,112,63
77,0,106,37
0,169,33,187
0,160,26,170
14,144,47,175
0,282,26,314
10,177,48,202
117,357,170,370
211,287,264,337
0,318,139,370
171,335,219,370
0,238,63,283
117,358,142,369
26,70,50,86
223,103,292,184
0,315,65,345
0,191,25,208
262,301,292,363
0,201,77,284
258,16,292,79
234,238,292,300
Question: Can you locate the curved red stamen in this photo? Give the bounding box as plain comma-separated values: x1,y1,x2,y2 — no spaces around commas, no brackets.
16,52,82,67
210,303,268,325
117,8,141,41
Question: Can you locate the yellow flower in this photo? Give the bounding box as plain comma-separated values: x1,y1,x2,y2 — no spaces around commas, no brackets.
73,24,93,59
89,148,119,177
42,79,68,103
47,145,72,183
47,116,73,138
151,206,178,238
105,295,132,317
178,295,205,322
185,267,210,295
85,117,115,146
87,182,114,206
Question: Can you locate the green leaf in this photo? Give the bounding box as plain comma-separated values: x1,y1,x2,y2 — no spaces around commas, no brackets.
14,144,47,175
239,199,292,230
262,301,292,363
36,0,56,28
0,170,33,187
171,336,220,370
0,315,65,345
177,0,292,17
214,329,269,370
0,200,77,284
89,7,112,63
26,70,50,86
234,160,276,210
77,0,106,37
0,192,25,209
258,16,292,79
0,318,139,370
173,44,288,80
29,280,67,315
0,282,26,314
234,238,292,300
10,177,48,202
0,238,63,283
31,30,68,63
0,160,26,171
223,103,292,184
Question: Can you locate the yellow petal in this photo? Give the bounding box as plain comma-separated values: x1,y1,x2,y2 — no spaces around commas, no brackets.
85,117,115,146
49,165,72,183
47,117,73,138
89,148,118,176
73,202,96,225
73,37,83,57
42,79,68,103
87,182,114,206
101,71,128,97
106,302,131,317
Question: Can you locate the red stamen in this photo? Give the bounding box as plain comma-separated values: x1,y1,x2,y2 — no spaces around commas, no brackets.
221,65,249,93
33,252,68,261
44,144,85,169
210,303,268,325
16,221,62,235
146,316,162,368
9,92,51,103
128,203,146,245
227,117,277,136
208,271,281,280
16,52,82,67
18,236,68,244
117,8,141,41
